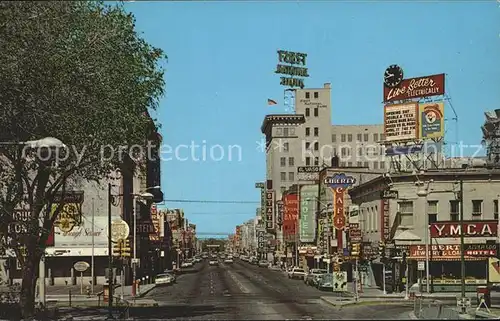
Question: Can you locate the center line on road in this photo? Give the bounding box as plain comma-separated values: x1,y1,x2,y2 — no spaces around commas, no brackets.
227,269,250,294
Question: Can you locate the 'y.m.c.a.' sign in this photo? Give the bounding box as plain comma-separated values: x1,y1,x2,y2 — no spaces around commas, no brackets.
430,221,497,238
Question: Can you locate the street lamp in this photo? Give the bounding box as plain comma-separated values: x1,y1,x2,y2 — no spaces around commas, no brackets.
0,137,66,308
107,184,160,318
416,181,432,294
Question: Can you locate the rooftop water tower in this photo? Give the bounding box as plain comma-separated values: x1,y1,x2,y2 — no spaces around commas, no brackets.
481,109,500,168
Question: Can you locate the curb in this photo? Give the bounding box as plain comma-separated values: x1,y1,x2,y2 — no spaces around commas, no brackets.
320,296,413,307
136,285,156,298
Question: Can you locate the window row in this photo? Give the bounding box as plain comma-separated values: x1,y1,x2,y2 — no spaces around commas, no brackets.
340,146,385,157
305,127,319,137
305,108,319,117
332,133,385,143
275,127,295,137
305,92,319,99
280,157,295,167
339,161,386,169
280,172,295,182
398,199,500,227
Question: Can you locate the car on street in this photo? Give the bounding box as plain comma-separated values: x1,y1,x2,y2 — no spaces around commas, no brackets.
288,267,306,280
209,259,219,266
304,269,327,285
181,260,193,268
316,273,334,291
258,260,268,268
155,273,175,286
224,257,234,264
194,256,202,263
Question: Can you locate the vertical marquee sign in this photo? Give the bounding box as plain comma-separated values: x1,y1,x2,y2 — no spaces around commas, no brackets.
275,50,309,89
276,200,284,229
299,185,318,243
265,190,275,231
324,173,356,251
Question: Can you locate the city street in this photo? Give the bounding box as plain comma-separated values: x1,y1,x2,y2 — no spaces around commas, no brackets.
137,260,413,320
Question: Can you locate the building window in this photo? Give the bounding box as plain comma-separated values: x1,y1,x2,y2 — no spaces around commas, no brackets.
280,186,286,194
357,161,362,167
363,162,369,168
340,162,346,167
358,148,363,156
495,200,499,220
380,161,385,169
373,162,378,169
314,127,319,136
288,172,294,181
314,92,319,99
357,133,362,142
305,92,310,99
314,157,319,166
347,134,352,142
276,128,282,136
283,128,289,136
472,200,483,216
428,200,438,223
305,108,310,117
373,133,379,142
283,142,289,152
280,157,286,167
314,142,319,151
314,108,318,117
450,200,459,221
306,157,311,166
305,127,310,136
305,142,311,149
341,147,347,157
398,201,414,227
347,161,352,167
290,128,295,135
332,134,336,142
289,157,294,166
341,134,346,142
364,133,369,141
280,172,286,181
380,133,385,141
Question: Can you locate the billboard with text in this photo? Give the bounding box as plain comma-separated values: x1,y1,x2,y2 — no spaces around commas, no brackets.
384,102,419,142
299,185,318,243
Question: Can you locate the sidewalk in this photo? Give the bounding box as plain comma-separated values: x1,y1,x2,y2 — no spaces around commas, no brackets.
43,284,157,307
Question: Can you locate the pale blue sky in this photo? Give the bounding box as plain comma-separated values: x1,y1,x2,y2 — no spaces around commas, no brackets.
125,0,500,237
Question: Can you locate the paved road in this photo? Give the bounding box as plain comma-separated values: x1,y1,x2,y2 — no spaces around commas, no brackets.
137,259,413,320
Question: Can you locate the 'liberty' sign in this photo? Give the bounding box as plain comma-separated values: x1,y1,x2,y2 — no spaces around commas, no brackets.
324,173,356,189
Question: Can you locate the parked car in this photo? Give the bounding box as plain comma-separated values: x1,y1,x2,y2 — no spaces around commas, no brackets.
224,257,234,264
304,269,327,285
194,256,202,263
316,274,334,290
250,257,259,265
155,273,175,286
209,259,219,266
288,267,306,280
258,260,268,268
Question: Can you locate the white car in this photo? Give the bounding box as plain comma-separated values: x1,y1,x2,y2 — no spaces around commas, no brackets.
224,258,234,264
181,261,193,268
209,259,219,266
288,267,306,280
155,273,175,286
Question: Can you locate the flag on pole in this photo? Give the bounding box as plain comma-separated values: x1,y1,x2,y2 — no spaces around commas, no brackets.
267,98,278,105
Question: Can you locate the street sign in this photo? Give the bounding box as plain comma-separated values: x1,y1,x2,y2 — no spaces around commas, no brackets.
111,219,130,243
73,261,89,272
333,271,347,292
418,261,425,271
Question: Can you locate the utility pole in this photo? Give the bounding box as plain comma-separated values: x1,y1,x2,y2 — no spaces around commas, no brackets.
107,183,114,319
459,179,466,312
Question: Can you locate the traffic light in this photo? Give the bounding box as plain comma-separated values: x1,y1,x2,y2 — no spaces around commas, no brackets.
112,239,131,257
112,240,123,257
351,243,360,257
121,239,131,257
378,241,385,258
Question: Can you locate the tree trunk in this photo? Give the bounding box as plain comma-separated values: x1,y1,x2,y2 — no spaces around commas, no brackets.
19,251,40,319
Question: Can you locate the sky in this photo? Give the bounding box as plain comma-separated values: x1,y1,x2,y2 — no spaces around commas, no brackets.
124,0,500,237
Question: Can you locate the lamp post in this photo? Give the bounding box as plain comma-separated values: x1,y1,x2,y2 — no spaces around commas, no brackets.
416,183,431,294
107,185,160,317
0,137,65,308
459,179,466,312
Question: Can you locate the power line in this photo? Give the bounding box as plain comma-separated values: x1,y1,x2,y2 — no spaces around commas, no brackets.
189,212,256,216
163,199,259,204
